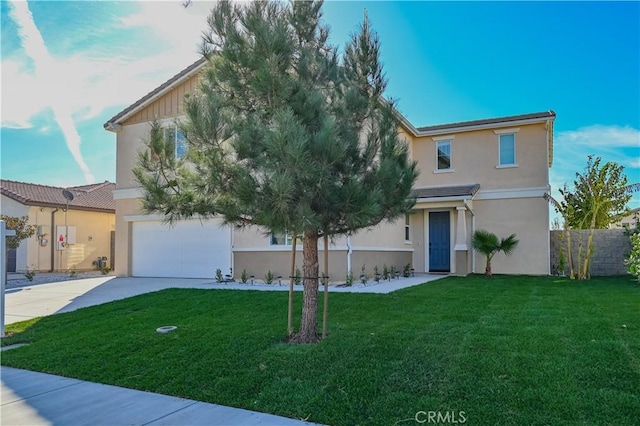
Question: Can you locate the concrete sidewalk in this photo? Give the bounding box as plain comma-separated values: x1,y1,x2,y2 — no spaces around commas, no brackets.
1,366,318,425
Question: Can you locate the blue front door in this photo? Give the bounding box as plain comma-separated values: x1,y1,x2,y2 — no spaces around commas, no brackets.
429,211,450,272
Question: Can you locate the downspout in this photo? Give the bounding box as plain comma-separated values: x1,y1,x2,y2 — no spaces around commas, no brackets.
346,233,353,277
50,208,58,272
546,118,553,275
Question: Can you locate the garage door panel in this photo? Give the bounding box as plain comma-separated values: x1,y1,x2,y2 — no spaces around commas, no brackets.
132,219,230,278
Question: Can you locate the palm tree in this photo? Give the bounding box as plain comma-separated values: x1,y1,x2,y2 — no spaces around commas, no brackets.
471,230,519,277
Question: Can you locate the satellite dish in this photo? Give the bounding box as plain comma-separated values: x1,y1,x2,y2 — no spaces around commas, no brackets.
62,189,74,202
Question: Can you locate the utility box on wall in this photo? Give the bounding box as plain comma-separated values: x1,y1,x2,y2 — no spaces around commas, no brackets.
56,225,77,250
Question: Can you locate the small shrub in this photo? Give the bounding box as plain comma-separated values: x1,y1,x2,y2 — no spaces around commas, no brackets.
68,268,78,278
265,270,274,285
345,271,354,286
24,267,37,282
390,265,397,279
215,268,224,283
403,263,412,277
240,269,248,284
100,266,112,275
294,268,302,285
558,246,566,276
626,234,640,282
374,265,380,283
382,264,389,280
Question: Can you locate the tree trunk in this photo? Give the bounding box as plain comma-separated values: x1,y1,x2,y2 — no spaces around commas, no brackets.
576,236,583,279
565,228,575,279
287,235,297,336
485,258,492,277
291,229,320,343
322,234,329,339
583,204,599,280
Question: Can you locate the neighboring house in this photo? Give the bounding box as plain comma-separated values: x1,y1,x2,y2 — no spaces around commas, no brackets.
0,180,116,273
611,207,640,229
104,59,555,279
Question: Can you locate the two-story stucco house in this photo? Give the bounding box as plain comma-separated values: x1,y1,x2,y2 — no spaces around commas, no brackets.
104,59,554,279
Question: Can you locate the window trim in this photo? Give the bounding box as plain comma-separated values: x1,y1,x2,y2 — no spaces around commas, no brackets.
270,231,302,246
435,140,453,172
163,125,187,160
494,128,519,168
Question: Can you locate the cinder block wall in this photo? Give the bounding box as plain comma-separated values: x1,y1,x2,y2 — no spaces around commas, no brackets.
550,229,632,276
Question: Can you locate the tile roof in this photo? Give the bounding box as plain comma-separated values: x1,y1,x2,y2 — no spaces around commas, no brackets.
416,111,556,133
1,180,115,213
104,58,207,128
412,184,480,199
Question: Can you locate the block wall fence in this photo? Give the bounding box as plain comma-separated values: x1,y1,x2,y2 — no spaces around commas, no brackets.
550,229,632,277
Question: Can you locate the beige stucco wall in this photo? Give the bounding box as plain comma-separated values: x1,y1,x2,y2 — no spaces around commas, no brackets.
1,195,115,272
411,123,549,191
49,209,115,271
234,249,412,283
234,219,410,250
114,198,143,276
115,121,153,189
232,219,414,281
472,197,549,275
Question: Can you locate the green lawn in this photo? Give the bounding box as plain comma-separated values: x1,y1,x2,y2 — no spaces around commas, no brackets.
2,275,639,425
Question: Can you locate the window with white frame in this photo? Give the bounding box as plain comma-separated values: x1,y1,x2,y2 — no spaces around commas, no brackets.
405,213,411,241
163,126,188,160
498,133,516,166
270,231,302,246
436,140,452,170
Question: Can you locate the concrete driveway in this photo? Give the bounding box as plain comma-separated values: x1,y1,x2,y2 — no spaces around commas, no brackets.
3,274,443,325
3,276,212,325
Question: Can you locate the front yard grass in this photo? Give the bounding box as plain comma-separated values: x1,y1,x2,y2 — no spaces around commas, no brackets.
2,275,639,425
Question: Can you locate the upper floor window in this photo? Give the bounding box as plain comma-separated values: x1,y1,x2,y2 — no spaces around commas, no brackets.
432,135,455,173
270,231,302,246
405,213,411,241
164,126,187,160
436,140,452,170
494,128,519,167
499,134,515,165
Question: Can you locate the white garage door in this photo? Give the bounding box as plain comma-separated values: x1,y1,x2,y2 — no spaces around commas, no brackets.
132,219,230,278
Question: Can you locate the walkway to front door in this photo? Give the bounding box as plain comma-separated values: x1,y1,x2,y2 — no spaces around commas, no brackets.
429,211,450,272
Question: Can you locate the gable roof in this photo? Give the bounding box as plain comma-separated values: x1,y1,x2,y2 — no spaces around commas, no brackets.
1,180,116,213
412,184,480,200
104,57,207,130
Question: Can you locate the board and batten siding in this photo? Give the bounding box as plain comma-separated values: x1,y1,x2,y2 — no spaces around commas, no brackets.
122,74,200,125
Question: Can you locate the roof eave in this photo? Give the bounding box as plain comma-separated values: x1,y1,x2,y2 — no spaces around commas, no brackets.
415,114,556,137
20,200,115,213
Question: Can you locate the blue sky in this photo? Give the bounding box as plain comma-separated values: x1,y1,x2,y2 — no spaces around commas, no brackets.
1,1,639,210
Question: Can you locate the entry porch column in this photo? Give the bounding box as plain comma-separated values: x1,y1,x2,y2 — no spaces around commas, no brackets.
454,206,469,276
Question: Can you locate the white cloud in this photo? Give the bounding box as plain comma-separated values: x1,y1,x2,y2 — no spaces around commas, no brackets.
551,123,640,212
556,124,640,149
623,156,640,169
1,1,218,132
7,0,95,183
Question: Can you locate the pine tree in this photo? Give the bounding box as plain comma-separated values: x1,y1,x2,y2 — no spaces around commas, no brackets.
134,0,417,343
